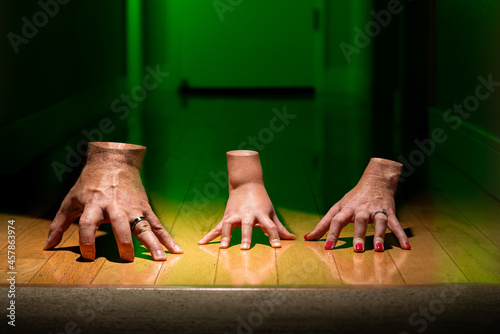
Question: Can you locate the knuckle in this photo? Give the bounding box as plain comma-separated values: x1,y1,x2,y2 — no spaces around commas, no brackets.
151,224,166,234
378,216,388,223
268,225,278,233
48,225,62,235
242,220,253,226
223,211,234,219
332,216,344,225
113,213,128,223
135,222,151,235
356,212,370,220
78,218,94,227
222,218,234,225
117,239,133,248
139,200,151,210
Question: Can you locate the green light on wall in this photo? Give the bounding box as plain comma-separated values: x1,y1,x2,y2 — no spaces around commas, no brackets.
126,0,143,145
127,0,142,88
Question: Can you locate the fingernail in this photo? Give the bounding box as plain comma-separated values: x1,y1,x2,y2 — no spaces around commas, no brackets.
43,240,49,249
220,239,228,248
355,243,363,252
304,233,310,240
174,245,183,253
241,242,250,249
271,240,281,248
154,249,166,260
405,242,411,250
375,243,384,252
325,241,333,250
82,252,95,261
121,254,134,262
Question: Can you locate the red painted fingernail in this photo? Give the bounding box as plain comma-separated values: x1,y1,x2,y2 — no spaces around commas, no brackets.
355,243,363,252
304,233,310,240
325,241,333,250
375,243,384,252
405,242,411,250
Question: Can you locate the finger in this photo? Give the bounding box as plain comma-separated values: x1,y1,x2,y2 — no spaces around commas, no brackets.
44,202,80,250
353,211,369,252
306,205,341,240
107,207,135,262
272,215,296,240
387,214,411,250
240,217,254,250
198,222,223,245
220,219,235,249
144,210,183,253
132,219,167,261
373,213,389,252
325,207,354,250
258,216,281,248
78,205,103,261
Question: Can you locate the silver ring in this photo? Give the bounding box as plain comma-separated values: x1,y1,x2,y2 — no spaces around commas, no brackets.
372,209,387,222
130,216,146,231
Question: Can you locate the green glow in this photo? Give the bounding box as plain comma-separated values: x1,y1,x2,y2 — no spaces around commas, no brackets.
126,0,143,145
126,0,142,87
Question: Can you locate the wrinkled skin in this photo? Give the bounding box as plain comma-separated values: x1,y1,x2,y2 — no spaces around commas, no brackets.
44,142,182,262
198,150,295,249
305,158,411,252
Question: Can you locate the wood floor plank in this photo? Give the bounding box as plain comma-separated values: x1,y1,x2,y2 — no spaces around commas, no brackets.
408,191,500,283
0,217,78,283
155,201,224,285
332,223,406,285
92,260,163,285
276,208,341,285
429,157,500,248
92,237,164,285
29,228,106,284
214,241,278,285
376,205,469,284
0,213,40,251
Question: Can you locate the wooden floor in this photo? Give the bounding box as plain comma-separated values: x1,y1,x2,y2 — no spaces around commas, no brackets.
1,95,499,286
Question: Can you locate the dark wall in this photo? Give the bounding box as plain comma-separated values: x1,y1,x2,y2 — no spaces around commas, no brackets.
435,0,500,139
0,0,126,126
432,0,500,199
0,0,127,214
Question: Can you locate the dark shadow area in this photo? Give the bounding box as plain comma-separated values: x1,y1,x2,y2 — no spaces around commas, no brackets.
227,227,272,248
384,227,414,250
179,82,315,99
48,222,169,263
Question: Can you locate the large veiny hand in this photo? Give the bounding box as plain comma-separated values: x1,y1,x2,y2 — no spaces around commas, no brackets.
198,150,295,250
43,142,183,262
305,158,411,252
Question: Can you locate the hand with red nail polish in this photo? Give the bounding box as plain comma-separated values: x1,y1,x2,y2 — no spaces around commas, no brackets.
43,142,183,262
198,150,295,250
304,158,411,252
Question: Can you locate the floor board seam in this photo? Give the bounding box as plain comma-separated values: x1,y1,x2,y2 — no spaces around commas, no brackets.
432,187,500,251
406,205,471,283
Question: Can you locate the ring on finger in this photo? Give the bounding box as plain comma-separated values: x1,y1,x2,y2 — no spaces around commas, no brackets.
130,216,146,231
371,209,387,222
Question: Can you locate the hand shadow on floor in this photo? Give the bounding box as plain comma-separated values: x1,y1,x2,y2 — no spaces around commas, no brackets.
328,227,413,251
206,227,273,249
52,224,164,263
